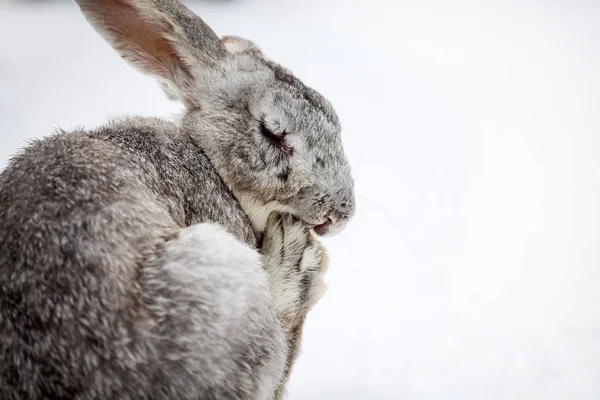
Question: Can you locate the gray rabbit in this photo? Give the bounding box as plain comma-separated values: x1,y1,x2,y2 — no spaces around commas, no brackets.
0,0,355,399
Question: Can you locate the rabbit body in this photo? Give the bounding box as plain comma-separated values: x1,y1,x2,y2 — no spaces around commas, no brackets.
0,0,354,399
0,118,286,399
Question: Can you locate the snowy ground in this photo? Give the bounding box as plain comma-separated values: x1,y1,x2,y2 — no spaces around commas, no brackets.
1,1,600,399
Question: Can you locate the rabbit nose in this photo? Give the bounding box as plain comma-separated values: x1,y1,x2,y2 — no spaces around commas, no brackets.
335,196,354,219
333,211,350,222
329,204,353,224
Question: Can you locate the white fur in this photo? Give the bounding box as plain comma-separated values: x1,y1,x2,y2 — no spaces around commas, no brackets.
236,193,294,233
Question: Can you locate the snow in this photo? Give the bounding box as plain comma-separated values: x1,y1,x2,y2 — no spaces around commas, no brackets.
1,1,599,399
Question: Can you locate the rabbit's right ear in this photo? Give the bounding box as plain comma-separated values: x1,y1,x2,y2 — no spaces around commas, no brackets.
221,36,263,56
75,0,227,108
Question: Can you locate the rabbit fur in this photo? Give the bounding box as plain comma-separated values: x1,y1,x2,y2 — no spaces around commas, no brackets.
0,0,355,399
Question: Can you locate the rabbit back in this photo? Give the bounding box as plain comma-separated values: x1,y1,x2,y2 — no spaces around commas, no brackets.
0,118,282,399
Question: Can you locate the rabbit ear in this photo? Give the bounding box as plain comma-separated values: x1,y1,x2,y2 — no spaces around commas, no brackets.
221,36,263,56
75,0,227,107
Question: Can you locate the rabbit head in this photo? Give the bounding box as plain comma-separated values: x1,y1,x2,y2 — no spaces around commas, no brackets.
75,0,355,236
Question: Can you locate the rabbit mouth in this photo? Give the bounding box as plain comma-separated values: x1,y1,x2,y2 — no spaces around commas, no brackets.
304,214,352,237
312,219,332,236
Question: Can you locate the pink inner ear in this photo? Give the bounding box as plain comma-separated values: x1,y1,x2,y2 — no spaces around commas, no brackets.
85,0,190,80
221,36,259,55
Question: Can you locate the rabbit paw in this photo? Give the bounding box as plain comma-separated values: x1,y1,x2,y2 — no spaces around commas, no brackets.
261,212,328,323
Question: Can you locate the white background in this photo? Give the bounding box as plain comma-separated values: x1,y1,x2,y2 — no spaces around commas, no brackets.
1,1,599,399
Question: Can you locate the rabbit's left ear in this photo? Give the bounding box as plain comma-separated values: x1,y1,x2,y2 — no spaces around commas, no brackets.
75,0,227,108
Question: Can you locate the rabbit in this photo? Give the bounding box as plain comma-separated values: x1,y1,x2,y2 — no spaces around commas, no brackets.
0,0,355,399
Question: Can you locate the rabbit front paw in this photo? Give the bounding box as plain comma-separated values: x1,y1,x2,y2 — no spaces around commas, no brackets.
261,212,328,396
261,212,328,322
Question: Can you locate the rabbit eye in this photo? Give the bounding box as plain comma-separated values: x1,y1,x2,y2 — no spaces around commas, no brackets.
260,121,294,156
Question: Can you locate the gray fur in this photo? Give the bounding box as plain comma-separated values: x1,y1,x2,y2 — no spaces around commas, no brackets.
0,0,354,398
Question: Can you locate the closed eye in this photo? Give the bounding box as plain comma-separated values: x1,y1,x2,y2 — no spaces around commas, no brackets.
259,120,294,156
